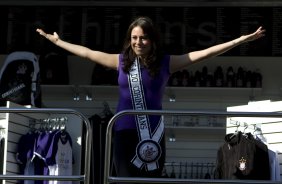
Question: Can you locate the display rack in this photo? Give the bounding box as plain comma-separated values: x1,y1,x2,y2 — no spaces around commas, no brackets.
104,109,282,184
0,105,92,184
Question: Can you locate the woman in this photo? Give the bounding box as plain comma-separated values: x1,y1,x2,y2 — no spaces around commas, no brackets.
36,16,265,178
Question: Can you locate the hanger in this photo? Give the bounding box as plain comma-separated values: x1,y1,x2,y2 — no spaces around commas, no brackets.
254,125,267,143
229,121,240,140
243,123,248,134
178,162,182,179
161,165,169,178
190,162,194,179
0,127,5,137
101,101,113,117
170,162,176,178
28,119,37,132
204,163,211,179
184,162,188,179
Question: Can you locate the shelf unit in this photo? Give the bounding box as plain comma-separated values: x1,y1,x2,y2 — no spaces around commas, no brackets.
41,84,262,101
40,84,274,180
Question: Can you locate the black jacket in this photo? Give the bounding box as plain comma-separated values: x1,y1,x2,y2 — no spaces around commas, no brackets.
214,131,270,180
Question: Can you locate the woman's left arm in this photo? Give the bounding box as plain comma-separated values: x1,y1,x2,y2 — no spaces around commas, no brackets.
170,26,265,73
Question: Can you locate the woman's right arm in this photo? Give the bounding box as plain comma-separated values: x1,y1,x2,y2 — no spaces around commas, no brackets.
36,29,119,70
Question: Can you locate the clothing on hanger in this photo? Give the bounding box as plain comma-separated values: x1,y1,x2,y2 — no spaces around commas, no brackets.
82,101,114,184
16,118,73,184
254,128,281,181
214,131,270,180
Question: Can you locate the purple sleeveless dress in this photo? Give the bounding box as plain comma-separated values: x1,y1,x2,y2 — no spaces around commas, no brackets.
115,54,170,132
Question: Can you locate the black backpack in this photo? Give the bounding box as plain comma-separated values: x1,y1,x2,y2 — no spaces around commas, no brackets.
0,51,41,107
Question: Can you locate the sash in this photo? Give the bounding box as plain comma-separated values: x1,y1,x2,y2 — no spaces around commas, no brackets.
128,57,164,171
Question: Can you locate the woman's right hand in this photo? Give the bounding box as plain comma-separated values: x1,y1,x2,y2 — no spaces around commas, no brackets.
36,28,59,44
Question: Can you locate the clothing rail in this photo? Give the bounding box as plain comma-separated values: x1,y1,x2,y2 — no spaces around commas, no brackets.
0,107,92,184
104,110,282,184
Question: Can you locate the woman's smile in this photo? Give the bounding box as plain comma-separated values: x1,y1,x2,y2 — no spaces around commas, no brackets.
131,26,152,57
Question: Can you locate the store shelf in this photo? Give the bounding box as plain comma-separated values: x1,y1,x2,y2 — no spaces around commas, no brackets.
41,85,119,101
165,86,262,99
41,85,262,100
165,125,225,135
41,85,263,117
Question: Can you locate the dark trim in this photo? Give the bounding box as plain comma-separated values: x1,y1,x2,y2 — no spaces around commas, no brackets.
0,1,282,7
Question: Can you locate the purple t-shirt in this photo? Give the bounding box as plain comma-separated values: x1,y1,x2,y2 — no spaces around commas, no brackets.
115,54,170,131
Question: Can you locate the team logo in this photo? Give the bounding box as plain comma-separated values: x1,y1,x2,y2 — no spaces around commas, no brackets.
136,139,161,163
239,157,247,171
17,63,27,75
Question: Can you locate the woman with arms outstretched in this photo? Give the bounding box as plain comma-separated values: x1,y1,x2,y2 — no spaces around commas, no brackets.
36,16,265,179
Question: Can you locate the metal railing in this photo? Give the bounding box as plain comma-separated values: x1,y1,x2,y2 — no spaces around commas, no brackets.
0,107,92,184
104,110,282,184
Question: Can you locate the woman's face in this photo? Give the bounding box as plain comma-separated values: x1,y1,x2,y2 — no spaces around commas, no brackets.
131,26,152,58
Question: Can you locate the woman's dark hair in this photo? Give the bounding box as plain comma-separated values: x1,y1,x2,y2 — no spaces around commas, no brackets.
121,16,164,77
